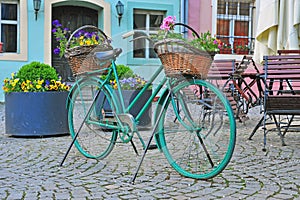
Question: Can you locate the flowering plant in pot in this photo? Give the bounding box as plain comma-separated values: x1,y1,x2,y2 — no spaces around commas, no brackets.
3,62,70,93
101,64,149,90
100,64,152,126
235,44,250,55
3,61,70,136
219,43,233,54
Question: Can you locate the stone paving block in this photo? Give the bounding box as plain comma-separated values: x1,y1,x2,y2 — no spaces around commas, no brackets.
0,103,300,199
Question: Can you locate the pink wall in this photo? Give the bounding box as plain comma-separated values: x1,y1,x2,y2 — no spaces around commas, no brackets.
188,0,212,34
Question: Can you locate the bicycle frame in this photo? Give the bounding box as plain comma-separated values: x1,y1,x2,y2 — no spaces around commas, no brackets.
106,61,167,126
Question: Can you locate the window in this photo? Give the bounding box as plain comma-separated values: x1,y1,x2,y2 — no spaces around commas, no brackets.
133,9,164,59
1,1,18,53
216,0,255,54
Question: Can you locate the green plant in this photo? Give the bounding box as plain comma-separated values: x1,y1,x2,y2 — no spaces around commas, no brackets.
52,20,106,57
235,44,250,50
101,64,149,90
2,61,70,93
154,16,222,53
221,43,232,49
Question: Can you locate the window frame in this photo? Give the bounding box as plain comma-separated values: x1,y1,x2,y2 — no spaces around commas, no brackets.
0,0,27,61
1,1,18,53
215,0,255,54
126,9,165,66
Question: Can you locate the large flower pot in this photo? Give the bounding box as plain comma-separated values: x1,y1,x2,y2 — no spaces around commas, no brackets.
98,90,152,127
5,91,69,137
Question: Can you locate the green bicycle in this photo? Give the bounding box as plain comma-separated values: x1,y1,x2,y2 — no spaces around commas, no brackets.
61,28,236,183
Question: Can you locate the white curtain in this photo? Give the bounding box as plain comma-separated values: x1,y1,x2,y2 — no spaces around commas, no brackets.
254,0,300,63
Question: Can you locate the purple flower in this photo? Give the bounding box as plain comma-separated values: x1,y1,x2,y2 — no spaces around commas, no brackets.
45,80,50,86
53,48,60,54
63,28,69,32
120,79,127,84
52,20,62,27
52,28,57,33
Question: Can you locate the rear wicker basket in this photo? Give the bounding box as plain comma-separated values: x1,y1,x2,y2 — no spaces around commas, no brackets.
64,25,113,75
154,39,214,79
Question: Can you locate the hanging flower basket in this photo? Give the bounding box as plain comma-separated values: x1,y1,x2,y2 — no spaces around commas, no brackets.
64,25,113,75
154,39,215,79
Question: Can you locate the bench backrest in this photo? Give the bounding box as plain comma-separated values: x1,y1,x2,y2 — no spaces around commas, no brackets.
208,59,236,80
263,54,300,113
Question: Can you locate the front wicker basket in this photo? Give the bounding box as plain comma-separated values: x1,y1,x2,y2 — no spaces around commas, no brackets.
154,39,214,79
64,25,113,76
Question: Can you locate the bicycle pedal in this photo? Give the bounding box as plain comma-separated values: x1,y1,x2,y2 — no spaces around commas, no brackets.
145,144,158,150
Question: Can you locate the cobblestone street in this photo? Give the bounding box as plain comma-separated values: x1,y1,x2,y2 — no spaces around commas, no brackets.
0,103,299,199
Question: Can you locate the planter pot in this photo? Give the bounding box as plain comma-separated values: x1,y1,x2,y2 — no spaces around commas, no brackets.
235,49,249,55
97,90,152,127
220,49,232,54
5,91,69,137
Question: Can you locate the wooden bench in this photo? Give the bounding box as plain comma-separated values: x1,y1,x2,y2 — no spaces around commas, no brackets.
249,53,300,150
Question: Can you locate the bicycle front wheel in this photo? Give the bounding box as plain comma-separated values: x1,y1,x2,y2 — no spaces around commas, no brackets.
68,77,118,159
158,79,236,179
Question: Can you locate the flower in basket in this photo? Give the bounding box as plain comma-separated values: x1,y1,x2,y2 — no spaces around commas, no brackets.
156,16,222,53
2,61,70,93
101,64,150,90
151,16,184,41
188,31,222,53
52,19,106,57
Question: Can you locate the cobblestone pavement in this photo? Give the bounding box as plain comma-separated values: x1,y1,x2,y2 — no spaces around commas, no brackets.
0,102,299,199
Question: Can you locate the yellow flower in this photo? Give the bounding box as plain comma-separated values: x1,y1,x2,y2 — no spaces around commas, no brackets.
3,87,9,92
36,85,42,89
21,81,27,91
11,78,19,87
85,40,91,45
49,85,58,90
37,79,44,85
64,85,70,90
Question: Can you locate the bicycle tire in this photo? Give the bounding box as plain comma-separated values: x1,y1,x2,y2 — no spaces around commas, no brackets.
68,76,118,159
157,79,236,179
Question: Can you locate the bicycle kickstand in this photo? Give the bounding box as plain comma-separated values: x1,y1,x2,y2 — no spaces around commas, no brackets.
60,90,101,166
130,90,171,184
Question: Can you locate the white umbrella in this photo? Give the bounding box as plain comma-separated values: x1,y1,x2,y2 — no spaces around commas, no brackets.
254,0,300,63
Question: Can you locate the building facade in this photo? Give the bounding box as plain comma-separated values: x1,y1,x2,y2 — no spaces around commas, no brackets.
0,0,258,102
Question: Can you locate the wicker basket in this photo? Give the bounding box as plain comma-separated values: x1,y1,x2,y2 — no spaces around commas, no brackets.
154,39,214,79
64,25,113,75
153,23,215,79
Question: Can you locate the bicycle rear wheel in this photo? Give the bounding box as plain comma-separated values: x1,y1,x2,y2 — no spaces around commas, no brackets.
68,77,118,159
157,79,236,179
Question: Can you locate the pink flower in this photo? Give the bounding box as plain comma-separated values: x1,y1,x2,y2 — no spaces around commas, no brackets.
160,16,176,31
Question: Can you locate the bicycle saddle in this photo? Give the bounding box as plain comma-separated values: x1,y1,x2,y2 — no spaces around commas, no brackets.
94,48,122,61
